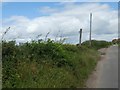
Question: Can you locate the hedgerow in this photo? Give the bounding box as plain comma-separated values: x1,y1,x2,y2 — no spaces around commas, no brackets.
2,39,107,88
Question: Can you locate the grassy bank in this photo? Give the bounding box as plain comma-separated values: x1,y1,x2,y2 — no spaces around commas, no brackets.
82,40,112,50
2,39,111,88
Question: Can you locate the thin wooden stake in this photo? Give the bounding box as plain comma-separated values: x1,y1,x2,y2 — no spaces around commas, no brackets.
79,29,82,46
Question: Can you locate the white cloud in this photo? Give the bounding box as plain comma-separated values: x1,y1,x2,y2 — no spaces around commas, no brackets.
2,3,118,44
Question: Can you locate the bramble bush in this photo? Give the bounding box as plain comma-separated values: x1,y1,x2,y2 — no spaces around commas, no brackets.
2,39,109,88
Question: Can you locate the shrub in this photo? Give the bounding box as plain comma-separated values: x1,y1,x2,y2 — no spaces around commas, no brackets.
2,39,100,88
82,40,111,50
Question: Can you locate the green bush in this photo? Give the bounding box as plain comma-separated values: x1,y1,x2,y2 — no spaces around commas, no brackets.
82,40,111,50
2,39,100,88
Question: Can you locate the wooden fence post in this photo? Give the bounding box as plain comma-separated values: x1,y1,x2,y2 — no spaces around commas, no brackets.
79,29,82,46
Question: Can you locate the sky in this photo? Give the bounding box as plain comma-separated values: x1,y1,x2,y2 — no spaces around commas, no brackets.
1,0,120,2
1,2,118,44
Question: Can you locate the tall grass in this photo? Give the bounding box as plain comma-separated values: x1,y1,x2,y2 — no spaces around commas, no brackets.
2,39,100,88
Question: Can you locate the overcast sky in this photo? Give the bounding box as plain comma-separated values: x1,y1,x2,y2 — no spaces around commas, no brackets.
1,2,118,44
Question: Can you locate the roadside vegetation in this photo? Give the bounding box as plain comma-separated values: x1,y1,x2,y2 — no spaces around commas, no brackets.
82,40,112,50
2,39,111,88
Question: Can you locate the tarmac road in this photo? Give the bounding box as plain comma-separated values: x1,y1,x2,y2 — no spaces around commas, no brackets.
86,45,118,88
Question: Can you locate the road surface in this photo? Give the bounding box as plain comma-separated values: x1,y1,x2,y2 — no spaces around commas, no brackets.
86,45,118,88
